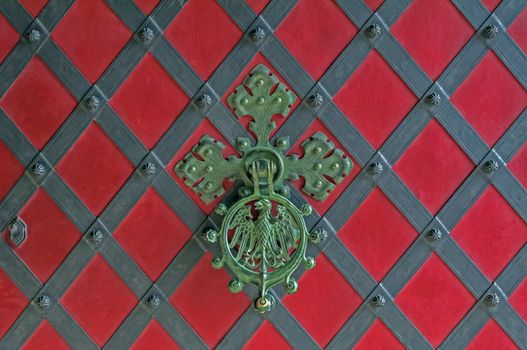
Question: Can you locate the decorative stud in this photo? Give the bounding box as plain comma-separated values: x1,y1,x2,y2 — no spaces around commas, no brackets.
8,216,27,246
371,294,386,308
483,159,499,173
31,163,45,176
485,293,500,306
483,25,499,38
85,96,100,111
366,24,381,38
89,229,104,243
138,27,154,42
141,162,156,176
36,294,51,309
196,94,212,109
426,93,441,106
308,93,323,108
25,29,40,43
367,162,383,175
426,228,442,241
215,203,228,215
147,294,161,307
308,228,328,244
229,278,244,293
276,137,289,150
250,27,266,42
203,228,218,243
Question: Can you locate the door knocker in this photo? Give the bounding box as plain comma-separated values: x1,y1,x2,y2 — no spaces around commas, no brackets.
175,65,353,312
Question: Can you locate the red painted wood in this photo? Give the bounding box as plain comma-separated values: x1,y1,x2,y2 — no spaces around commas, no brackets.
21,320,71,350
130,320,181,350
0,268,28,339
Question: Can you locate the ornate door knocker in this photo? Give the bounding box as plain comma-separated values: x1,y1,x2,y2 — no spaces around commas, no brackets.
175,65,353,312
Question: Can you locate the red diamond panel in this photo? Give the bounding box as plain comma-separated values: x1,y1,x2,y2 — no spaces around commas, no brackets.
466,320,518,350
283,254,362,348
0,141,24,202
451,52,527,146
130,320,180,350
394,119,474,214
243,321,292,350
395,253,475,347
451,185,527,280
276,0,357,80
134,0,159,15
333,50,417,149
509,7,527,55
170,253,251,349
165,0,241,80
0,57,77,150
4,189,81,282
289,119,360,215
246,0,270,14
61,254,137,347
391,0,474,80
114,188,191,281
52,0,131,83
509,276,527,323
19,0,48,18
21,320,70,350
167,118,238,215
57,122,134,215
110,53,189,149
0,14,18,65
354,320,404,350
0,268,28,339
223,55,300,140
338,187,417,281
509,142,527,189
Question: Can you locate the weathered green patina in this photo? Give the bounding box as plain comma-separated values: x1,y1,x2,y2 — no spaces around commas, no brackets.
175,64,353,312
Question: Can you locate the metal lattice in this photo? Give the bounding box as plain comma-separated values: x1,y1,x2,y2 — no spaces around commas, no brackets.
0,0,527,349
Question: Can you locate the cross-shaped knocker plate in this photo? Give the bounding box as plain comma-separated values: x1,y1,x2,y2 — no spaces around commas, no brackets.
175,65,353,312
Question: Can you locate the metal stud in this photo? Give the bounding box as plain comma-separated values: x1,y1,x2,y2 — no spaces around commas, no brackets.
85,96,100,111
426,228,442,241
308,228,328,244
31,163,46,176
8,217,27,246
138,27,154,42
89,229,104,243
366,24,381,38
142,162,156,176
483,25,499,38
485,293,500,306
147,294,161,308
367,162,383,175
371,294,386,308
426,93,441,106
483,159,499,173
308,93,323,108
196,94,212,109
250,27,266,42
36,294,51,309
25,29,40,43
203,228,218,243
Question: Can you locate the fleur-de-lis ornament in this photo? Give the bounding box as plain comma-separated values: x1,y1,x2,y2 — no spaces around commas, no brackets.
175,65,352,312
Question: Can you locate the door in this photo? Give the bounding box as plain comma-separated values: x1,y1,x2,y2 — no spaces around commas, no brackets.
1,0,527,349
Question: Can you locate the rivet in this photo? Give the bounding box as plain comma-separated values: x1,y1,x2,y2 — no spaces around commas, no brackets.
250,27,266,42
257,97,265,104
276,138,288,148
483,159,499,173
36,294,51,309
256,79,264,87
90,229,103,243
238,139,249,148
275,97,282,104
188,165,197,173
366,24,381,38
308,93,323,108
426,93,441,106
147,294,161,307
203,228,218,243
204,149,213,157
196,94,212,109
241,98,249,105
331,162,340,170
206,165,214,172
314,146,323,154
314,180,323,188
314,163,322,170
138,27,154,42
426,228,442,241
25,29,40,43
85,96,100,111
371,294,386,308
483,25,499,38
205,182,213,190
141,162,156,176
31,163,45,176
367,162,383,175
485,293,500,306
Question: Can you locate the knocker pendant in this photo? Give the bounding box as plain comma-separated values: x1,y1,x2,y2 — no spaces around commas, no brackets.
175,65,353,312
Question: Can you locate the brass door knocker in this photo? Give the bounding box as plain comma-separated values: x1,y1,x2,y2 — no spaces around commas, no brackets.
175,65,353,312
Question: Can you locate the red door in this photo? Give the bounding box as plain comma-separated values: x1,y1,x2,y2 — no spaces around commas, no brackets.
1,0,527,349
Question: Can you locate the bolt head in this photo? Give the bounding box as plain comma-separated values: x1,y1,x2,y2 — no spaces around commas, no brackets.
366,24,381,38
31,163,46,176
196,94,212,109
142,162,156,176
484,25,499,38
367,162,383,175
241,97,249,105
308,93,323,108
25,29,41,43
138,27,154,42
426,93,441,106
485,293,500,306
89,229,104,243
483,159,499,173
250,27,266,42
147,294,161,307
36,294,51,309
426,228,442,241
371,294,386,308
85,96,100,111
